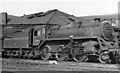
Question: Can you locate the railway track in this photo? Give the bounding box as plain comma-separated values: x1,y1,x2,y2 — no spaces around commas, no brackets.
1,57,119,71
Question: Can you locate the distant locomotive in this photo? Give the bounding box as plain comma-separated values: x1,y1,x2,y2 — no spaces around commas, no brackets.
2,18,119,64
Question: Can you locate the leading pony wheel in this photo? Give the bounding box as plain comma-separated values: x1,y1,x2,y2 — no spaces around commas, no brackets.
99,51,111,64
41,45,52,60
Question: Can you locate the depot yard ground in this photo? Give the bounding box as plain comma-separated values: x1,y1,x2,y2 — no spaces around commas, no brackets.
1,58,119,71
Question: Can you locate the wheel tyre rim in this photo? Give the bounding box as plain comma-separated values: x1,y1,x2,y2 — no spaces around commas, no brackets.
73,54,87,62
55,52,69,61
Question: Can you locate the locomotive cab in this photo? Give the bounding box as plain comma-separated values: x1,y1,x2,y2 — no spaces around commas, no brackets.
29,25,45,46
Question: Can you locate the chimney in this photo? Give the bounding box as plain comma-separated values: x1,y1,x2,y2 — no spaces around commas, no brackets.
2,12,7,24
94,18,101,22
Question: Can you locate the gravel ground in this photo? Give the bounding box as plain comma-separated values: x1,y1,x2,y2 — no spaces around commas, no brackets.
1,58,120,71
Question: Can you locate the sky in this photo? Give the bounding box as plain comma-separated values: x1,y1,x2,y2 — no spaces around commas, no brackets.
0,0,119,17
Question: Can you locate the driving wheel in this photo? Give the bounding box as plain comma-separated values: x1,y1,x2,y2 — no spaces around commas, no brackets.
41,45,52,60
55,45,69,61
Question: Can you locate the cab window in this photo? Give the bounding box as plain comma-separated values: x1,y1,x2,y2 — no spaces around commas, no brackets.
34,30,41,36
42,28,45,34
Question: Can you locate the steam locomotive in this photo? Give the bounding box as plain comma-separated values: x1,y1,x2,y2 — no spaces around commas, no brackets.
1,15,120,64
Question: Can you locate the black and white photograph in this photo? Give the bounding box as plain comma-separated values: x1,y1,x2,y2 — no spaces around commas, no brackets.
0,0,120,73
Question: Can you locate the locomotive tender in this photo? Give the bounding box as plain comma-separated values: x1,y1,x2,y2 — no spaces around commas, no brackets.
1,13,120,64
